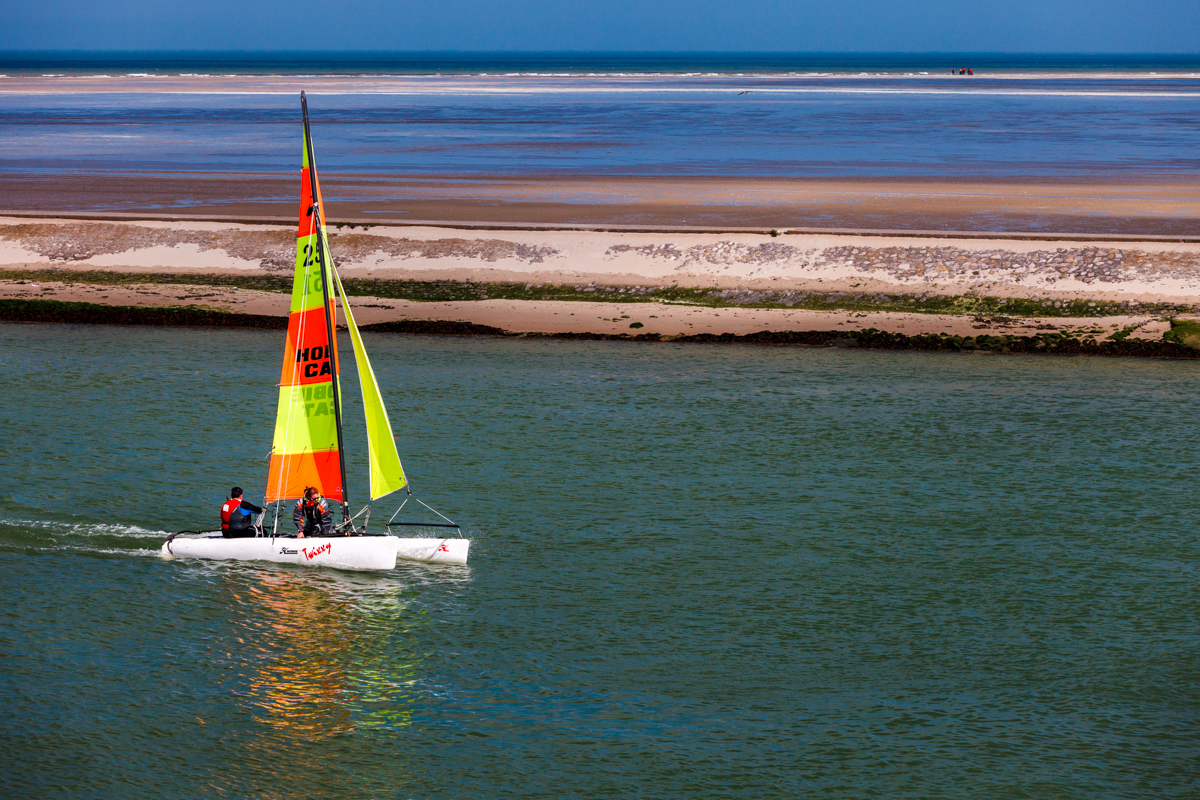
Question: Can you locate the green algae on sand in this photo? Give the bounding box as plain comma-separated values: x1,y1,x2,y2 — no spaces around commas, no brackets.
1163,319,1200,350
2,268,1193,319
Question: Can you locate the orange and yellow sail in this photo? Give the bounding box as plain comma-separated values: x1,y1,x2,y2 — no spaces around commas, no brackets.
265,100,408,505
266,123,343,502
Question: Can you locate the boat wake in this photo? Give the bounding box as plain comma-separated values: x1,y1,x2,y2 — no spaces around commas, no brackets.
0,515,169,557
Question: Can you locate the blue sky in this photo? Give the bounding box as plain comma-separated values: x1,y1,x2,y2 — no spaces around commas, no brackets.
1,0,1197,52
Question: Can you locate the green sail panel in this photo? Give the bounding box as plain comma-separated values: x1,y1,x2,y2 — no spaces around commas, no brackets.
331,263,408,500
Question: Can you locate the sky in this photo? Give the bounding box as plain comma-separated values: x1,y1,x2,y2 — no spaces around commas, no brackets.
0,0,1197,53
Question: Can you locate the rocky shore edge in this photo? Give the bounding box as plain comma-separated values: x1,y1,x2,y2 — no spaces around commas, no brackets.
7,298,1200,360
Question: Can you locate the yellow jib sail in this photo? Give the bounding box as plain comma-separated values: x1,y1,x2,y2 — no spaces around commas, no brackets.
330,263,408,500
265,120,344,502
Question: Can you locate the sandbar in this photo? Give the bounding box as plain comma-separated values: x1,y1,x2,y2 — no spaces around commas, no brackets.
1,215,1196,344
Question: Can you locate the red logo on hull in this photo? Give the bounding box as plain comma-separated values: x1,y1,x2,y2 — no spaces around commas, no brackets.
302,542,332,560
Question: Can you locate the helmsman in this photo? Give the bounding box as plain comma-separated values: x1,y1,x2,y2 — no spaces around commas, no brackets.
220,487,264,538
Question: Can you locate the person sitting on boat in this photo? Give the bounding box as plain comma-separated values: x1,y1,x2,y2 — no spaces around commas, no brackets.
294,487,333,538
221,487,263,538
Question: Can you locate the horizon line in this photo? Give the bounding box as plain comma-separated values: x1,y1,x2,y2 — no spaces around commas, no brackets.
1,49,1198,57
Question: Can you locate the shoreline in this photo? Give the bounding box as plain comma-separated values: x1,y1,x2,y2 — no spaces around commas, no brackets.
4,299,1198,360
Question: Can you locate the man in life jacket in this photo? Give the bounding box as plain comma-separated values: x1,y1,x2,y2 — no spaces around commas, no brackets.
221,487,263,538
293,486,333,538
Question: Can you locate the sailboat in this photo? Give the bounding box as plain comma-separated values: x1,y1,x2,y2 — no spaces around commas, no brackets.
161,93,470,571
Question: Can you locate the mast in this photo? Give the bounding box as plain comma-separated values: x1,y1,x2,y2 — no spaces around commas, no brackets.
301,91,350,523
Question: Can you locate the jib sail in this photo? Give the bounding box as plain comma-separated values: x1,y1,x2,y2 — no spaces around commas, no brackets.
330,264,408,500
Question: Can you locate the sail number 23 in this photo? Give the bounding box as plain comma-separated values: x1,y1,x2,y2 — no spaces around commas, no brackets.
301,243,324,293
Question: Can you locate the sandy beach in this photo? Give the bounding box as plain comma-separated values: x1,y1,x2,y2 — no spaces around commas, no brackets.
2,215,1196,342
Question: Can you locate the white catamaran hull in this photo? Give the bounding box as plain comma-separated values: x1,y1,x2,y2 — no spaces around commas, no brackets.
395,537,470,565
162,535,399,571
161,535,470,569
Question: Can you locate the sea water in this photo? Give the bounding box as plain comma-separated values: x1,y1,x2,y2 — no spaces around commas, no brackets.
0,53,1198,185
1,323,1197,798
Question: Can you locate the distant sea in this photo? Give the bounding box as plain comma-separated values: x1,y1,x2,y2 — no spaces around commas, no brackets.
3,51,1200,76
0,52,1197,222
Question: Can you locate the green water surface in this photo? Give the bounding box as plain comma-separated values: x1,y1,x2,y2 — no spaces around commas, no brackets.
0,324,1196,799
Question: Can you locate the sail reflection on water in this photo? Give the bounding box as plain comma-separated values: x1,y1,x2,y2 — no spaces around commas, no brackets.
223,568,426,738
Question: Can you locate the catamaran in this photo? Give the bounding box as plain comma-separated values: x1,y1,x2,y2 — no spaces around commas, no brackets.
162,93,469,571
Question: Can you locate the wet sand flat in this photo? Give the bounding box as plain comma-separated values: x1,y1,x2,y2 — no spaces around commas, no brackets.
3,173,1199,236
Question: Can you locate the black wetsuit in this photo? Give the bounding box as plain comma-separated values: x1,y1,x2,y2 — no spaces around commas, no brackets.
222,499,264,538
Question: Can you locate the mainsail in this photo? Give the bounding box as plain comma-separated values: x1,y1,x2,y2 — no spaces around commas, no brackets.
265,98,346,503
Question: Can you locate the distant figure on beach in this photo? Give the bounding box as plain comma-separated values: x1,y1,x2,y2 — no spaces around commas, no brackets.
968,68,974,75
294,486,332,538
221,487,263,538
959,68,966,75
